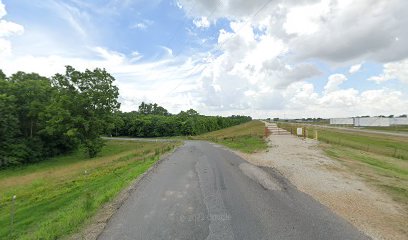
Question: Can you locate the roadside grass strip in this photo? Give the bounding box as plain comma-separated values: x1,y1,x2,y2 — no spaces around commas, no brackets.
0,140,179,239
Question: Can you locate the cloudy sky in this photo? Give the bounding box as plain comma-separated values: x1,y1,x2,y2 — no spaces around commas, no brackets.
1,0,407,118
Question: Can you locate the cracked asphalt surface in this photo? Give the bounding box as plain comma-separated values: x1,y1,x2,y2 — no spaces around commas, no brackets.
98,141,369,240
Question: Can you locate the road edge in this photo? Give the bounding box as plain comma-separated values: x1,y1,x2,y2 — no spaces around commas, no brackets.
67,143,184,240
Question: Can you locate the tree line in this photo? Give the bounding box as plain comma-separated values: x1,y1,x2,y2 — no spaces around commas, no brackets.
110,106,251,137
0,67,251,168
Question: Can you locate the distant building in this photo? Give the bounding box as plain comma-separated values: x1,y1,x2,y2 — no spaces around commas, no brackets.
329,117,408,127
329,118,354,125
390,117,408,125
353,117,390,127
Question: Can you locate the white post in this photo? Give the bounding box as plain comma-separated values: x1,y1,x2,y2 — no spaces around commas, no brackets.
11,195,16,234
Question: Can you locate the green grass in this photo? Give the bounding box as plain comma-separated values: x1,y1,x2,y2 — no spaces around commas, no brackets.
0,141,148,180
278,122,408,209
326,124,408,133
193,120,267,153
361,125,408,133
0,140,179,240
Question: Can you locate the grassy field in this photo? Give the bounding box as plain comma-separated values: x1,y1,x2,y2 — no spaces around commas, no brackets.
0,140,179,240
361,125,408,133
278,122,408,208
323,124,408,133
193,120,267,153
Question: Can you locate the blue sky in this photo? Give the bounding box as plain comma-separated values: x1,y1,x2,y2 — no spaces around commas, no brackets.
0,0,407,118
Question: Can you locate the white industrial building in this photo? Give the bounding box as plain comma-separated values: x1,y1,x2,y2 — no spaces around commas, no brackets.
329,118,354,125
329,117,408,127
390,117,408,125
353,117,390,127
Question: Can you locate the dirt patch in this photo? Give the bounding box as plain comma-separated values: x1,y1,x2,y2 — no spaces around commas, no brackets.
238,123,408,240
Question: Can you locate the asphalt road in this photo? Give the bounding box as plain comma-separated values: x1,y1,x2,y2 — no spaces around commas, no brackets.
98,141,369,240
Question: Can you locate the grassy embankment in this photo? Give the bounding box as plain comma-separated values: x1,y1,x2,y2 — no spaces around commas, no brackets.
278,122,408,208
0,140,179,240
193,120,268,153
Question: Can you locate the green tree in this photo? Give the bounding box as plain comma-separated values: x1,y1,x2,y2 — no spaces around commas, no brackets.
185,109,199,116
109,111,125,136
9,72,53,139
138,102,169,115
50,66,120,157
0,72,56,165
0,69,6,80
0,78,21,167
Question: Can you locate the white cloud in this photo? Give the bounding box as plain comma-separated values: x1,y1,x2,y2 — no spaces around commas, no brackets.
93,46,125,64
132,22,147,30
172,0,408,117
178,0,283,20
368,59,408,84
284,82,319,109
324,74,347,93
281,81,408,118
283,0,330,35
290,0,408,63
0,1,24,57
193,16,210,28
193,19,321,112
48,0,90,38
0,1,5,19
0,37,11,55
175,1,183,9
155,46,173,57
130,51,142,62
319,88,359,108
0,20,24,37
349,63,362,74
180,0,408,64
367,75,386,84
131,20,153,30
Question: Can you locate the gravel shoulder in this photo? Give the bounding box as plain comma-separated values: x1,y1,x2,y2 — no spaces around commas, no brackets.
237,123,408,240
